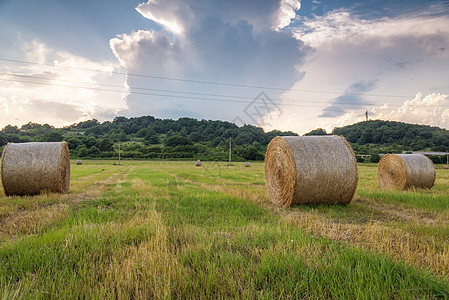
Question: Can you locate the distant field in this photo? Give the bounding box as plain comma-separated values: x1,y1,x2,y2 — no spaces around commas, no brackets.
0,161,448,298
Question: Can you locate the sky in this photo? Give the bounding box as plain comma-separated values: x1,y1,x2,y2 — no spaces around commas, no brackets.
0,0,448,134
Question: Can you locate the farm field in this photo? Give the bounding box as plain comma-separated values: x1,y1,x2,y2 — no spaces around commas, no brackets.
0,160,449,298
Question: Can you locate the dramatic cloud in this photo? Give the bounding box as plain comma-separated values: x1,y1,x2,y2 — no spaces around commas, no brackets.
0,40,126,128
110,0,305,123
265,8,449,134
110,30,183,72
2,1,448,133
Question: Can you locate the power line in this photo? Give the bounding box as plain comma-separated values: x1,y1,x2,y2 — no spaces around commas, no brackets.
2,72,411,107
0,77,363,108
1,77,447,112
4,71,448,109
0,57,415,98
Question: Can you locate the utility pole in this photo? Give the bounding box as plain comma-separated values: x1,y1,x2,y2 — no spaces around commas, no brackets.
118,140,121,165
365,110,368,122
229,137,231,166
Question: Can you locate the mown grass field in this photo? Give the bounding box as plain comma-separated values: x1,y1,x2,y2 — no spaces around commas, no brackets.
0,160,448,298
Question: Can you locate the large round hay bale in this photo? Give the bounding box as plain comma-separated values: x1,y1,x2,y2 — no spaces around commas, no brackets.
377,154,435,190
264,136,358,207
195,160,201,167
245,162,251,167
76,160,82,165
1,142,70,196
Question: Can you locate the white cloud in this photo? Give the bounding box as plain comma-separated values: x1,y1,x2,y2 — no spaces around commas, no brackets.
109,30,184,73
0,40,127,128
135,0,192,35
136,0,301,34
264,10,449,134
108,0,305,122
371,93,449,128
313,93,449,133
295,11,449,51
272,0,301,31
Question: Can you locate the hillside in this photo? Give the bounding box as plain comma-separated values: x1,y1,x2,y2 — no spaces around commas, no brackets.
306,120,449,163
0,116,297,161
1,118,448,161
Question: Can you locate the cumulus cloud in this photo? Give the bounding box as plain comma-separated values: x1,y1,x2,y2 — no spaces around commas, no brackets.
263,8,449,134
135,0,192,35
0,40,126,128
313,93,449,133
371,93,449,128
109,0,305,122
136,0,301,34
272,0,301,31
110,30,183,72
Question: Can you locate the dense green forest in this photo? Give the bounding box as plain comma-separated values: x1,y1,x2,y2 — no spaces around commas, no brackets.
0,116,296,161
0,117,448,162
306,120,449,163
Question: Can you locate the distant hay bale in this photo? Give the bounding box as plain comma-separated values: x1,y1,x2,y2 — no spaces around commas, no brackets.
264,136,358,207
1,142,70,196
442,165,449,170
245,162,251,167
377,154,435,190
76,160,82,165
195,160,201,167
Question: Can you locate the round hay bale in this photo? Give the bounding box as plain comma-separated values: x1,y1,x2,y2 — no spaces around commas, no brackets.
245,162,251,167
1,142,70,196
195,160,201,167
76,160,82,165
377,154,435,190
442,165,449,170
264,136,358,207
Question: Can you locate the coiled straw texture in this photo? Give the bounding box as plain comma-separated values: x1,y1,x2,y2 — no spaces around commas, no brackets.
1,142,70,196
377,154,435,190
264,136,358,207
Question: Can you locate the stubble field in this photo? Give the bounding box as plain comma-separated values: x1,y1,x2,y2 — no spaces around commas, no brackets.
0,161,448,298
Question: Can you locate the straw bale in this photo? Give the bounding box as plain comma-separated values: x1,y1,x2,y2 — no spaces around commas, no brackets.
76,160,82,165
442,165,449,170
245,162,251,167
195,160,201,167
1,142,70,196
264,136,358,207
377,154,435,190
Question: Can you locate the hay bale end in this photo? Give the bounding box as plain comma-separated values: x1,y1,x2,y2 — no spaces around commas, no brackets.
264,136,358,207
1,142,70,196
377,154,435,190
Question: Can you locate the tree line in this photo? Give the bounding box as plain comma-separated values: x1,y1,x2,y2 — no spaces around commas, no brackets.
305,120,449,163
0,116,297,161
1,117,448,162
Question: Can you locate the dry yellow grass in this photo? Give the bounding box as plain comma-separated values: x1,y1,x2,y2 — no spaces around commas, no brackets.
0,204,69,241
104,211,185,299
